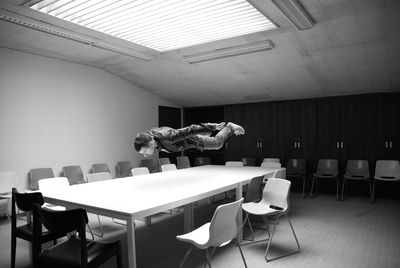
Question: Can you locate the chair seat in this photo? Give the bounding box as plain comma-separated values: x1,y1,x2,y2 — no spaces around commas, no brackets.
313,173,337,179
374,176,400,182
176,223,210,249
242,201,284,216
344,174,369,180
39,238,119,268
15,223,58,242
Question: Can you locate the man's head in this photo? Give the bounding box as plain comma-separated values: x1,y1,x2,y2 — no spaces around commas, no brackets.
134,132,156,157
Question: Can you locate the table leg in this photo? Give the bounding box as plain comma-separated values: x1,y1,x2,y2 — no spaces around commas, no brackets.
183,202,194,233
127,217,137,268
236,182,243,242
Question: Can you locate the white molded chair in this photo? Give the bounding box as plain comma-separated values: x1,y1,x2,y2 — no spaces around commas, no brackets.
161,164,177,172
0,171,19,216
373,160,400,203
86,172,112,183
38,177,70,211
177,156,191,169
176,198,247,268
262,158,280,163
131,167,150,176
225,161,244,167
260,162,282,168
241,178,300,262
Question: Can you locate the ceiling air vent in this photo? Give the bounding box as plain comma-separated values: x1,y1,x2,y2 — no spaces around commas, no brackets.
183,40,274,64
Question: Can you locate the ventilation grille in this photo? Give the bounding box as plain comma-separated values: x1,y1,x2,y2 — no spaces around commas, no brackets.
0,13,151,61
183,40,274,64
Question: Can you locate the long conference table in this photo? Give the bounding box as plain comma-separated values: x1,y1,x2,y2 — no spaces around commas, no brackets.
41,165,280,268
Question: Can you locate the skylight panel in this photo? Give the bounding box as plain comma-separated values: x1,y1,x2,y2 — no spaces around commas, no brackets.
29,0,277,52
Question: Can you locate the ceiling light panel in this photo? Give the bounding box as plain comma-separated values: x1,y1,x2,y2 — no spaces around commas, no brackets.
28,0,277,52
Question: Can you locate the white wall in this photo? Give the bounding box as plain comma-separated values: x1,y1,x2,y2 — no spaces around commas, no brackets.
0,48,178,190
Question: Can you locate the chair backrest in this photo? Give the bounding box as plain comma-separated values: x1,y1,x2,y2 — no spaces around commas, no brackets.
260,162,282,168
34,204,88,248
86,172,112,183
273,168,286,179
193,157,211,166
131,167,150,176
375,160,400,179
262,178,291,212
29,168,54,190
316,159,338,176
208,198,244,247
38,177,70,194
141,159,158,173
286,159,306,175
225,161,244,167
241,157,256,166
346,160,370,177
117,161,133,177
158,158,171,167
12,188,44,213
177,156,191,169
92,163,111,173
263,158,280,163
0,171,19,194
62,165,85,185
245,176,264,203
161,164,177,172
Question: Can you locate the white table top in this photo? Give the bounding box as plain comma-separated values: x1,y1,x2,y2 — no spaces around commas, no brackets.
42,165,277,219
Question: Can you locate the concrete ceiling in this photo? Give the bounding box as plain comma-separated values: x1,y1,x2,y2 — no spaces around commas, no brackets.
1,0,399,107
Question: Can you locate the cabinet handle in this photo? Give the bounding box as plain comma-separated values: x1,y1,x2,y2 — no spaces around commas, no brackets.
390,141,392,148
298,141,301,148
336,142,339,148
385,141,388,148
341,141,343,148
260,142,262,149
294,142,297,148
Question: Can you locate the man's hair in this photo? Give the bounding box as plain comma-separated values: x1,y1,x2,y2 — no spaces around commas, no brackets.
134,132,153,151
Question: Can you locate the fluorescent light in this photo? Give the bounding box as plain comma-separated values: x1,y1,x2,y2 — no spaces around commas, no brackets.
272,0,313,30
183,40,274,64
28,0,277,52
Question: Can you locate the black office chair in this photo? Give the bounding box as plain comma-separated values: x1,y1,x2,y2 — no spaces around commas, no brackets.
11,188,61,268
29,168,55,190
244,175,264,203
33,205,122,268
286,159,307,197
341,160,371,202
177,156,191,169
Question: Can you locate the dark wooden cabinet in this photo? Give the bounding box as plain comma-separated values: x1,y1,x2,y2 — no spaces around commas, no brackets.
259,102,280,162
224,104,245,161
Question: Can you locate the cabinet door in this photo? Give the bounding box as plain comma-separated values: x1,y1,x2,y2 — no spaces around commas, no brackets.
389,92,400,160
298,100,318,171
241,103,262,159
278,101,302,162
224,105,244,161
317,98,341,160
340,95,377,169
260,102,280,162
374,94,396,160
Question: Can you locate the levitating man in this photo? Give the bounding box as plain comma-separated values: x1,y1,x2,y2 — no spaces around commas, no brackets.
134,122,245,157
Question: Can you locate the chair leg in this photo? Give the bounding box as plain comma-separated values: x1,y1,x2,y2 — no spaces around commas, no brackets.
91,214,104,237
116,242,123,268
336,178,340,201
310,177,317,198
302,176,307,198
264,215,300,262
178,246,193,268
369,180,373,204
372,180,376,204
11,232,16,268
341,178,346,201
241,213,270,245
205,248,212,268
236,239,248,268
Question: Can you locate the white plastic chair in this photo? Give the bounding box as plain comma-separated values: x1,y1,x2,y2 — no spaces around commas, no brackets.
0,171,19,216
86,172,112,183
262,158,280,163
373,160,400,203
260,162,282,168
131,167,150,176
161,164,177,172
241,178,300,262
176,198,247,268
225,161,244,167
38,177,70,211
